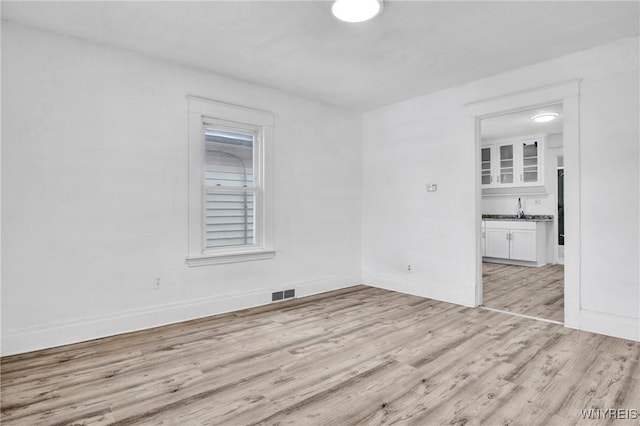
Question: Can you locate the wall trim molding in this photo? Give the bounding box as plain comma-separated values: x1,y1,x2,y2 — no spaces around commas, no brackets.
186,249,276,266
575,310,640,342
1,273,361,356
464,80,581,116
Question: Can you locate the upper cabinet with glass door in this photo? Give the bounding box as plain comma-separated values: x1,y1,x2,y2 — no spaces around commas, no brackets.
480,145,494,187
498,143,515,185
521,139,540,183
481,135,545,189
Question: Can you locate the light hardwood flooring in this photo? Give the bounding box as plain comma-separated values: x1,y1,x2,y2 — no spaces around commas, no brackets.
483,262,565,323
2,285,639,426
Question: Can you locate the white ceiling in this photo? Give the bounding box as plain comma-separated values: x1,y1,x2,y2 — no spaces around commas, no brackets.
2,1,639,111
481,103,563,140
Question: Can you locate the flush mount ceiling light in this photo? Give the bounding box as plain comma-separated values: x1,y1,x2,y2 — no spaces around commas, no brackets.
530,112,559,123
332,0,383,23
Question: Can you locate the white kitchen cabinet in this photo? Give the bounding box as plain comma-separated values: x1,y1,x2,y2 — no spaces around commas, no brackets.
481,220,487,256
480,146,495,187
510,229,537,261
497,143,515,185
481,135,545,188
486,227,510,259
521,139,541,184
483,220,547,266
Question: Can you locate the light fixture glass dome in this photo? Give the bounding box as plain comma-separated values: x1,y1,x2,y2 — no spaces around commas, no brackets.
530,112,559,123
332,0,383,23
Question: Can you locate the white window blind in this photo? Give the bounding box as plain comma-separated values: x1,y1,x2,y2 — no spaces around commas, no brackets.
204,127,256,249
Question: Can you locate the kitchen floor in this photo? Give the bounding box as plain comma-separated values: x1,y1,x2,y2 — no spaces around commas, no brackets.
483,262,564,323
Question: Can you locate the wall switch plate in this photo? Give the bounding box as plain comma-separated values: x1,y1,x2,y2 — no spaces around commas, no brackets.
426,183,438,192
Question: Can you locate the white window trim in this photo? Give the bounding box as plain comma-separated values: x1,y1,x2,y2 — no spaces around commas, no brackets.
186,96,275,267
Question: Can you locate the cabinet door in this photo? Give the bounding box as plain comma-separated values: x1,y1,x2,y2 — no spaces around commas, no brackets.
497,144,514,185
520,140,540,184
480,146,494,187
509,229,537,261
485,228,510,258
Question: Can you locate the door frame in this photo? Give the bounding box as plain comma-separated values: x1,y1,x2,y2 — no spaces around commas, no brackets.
554,158,565,265
465,80,581,329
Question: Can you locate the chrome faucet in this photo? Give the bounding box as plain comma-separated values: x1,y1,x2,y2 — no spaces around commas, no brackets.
517,197,525,219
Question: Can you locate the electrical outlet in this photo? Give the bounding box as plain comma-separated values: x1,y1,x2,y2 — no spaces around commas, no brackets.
407,265,412,272
153,276,161,289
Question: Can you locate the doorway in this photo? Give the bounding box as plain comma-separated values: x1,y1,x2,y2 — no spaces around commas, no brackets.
468,80,581,329
479,104,565,323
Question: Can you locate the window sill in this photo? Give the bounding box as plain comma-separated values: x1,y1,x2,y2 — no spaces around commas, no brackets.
186,249,276,267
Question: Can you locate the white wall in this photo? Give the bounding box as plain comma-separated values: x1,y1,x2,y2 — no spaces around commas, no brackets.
1,22,362,355
362,36,639,340
481,195,554,217
0,12,3,357
2,24,638,355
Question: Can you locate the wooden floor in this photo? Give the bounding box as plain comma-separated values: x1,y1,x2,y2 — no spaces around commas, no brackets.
483,262,565,323
2,286,639,426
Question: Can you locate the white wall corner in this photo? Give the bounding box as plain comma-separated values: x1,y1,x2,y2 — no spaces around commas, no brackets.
362,271,476,308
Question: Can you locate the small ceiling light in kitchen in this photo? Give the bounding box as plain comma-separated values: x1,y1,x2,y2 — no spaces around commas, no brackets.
332,0,383,23
530,112,559,123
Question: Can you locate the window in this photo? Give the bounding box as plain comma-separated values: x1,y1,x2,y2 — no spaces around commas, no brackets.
186,97,274,266
204,125,255,249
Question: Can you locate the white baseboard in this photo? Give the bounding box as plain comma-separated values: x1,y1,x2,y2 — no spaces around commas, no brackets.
482,257,546,268
5,272,635,356
362,271,476,308
575,309,640,342
1,274,361,356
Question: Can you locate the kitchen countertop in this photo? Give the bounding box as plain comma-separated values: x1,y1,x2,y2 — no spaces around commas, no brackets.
482,214,554,222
